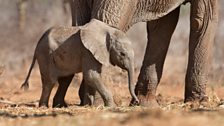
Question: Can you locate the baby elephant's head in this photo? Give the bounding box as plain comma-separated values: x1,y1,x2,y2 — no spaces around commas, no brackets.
80,19,138,103
80,19,134,70
107,31,134,70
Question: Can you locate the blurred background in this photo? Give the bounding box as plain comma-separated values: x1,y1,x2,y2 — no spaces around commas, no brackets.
0,0,223,89
0,1,224,125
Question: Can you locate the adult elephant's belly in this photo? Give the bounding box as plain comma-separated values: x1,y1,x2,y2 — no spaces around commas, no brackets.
132,0,187,24
91,0,187,31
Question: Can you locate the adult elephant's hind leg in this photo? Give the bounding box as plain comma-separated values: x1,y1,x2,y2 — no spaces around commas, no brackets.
53,74,74,108
131,7,180,107
184,0,218,103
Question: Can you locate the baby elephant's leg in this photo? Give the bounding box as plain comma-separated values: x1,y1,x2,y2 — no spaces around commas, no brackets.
84,70,115,107
93,80,115,107
79,79,96,106
39,75,55,107
82,54,115,107
53,74,74,108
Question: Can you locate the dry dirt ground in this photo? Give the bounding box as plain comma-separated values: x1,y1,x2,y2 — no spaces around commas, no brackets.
1,57,224,126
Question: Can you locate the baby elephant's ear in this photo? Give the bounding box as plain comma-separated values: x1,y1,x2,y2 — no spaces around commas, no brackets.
80,19,110,66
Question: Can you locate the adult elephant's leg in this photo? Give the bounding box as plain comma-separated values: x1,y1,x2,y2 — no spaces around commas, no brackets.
131,7,180,107
71,0,91,26
73,0,93,105
184,0,218,102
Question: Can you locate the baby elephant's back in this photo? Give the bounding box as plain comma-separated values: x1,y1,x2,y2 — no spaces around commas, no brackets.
49,27,83,74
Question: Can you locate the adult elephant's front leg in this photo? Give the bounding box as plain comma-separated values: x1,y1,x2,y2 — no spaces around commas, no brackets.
184,0,218,102
131,7,180,107
71,0,92,26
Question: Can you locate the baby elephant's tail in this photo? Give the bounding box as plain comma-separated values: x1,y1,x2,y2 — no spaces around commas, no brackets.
21,55,36,90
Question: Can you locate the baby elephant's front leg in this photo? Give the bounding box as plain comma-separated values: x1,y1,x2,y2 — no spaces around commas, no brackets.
82,56,116,107
84,70,115,107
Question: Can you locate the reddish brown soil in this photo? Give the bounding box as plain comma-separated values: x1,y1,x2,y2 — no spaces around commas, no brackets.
1,64,224,126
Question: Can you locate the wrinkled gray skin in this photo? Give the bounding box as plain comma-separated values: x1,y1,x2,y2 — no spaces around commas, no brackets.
70,0,218,107
21,19,138,107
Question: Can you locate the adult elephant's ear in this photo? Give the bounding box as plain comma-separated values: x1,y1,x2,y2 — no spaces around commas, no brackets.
80,19,111,66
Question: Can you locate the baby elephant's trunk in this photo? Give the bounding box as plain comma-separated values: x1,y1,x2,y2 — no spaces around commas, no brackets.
127,64,139,104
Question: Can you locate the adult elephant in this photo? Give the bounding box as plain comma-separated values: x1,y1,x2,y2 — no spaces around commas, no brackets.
69,0,218,107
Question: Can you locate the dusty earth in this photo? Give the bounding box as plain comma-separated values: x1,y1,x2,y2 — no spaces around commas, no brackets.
1,58,224,126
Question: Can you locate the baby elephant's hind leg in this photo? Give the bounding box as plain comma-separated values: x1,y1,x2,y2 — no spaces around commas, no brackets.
39,76,55,107
53,74,74,108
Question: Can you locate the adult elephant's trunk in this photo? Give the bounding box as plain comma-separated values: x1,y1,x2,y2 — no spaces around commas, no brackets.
127,62,139,104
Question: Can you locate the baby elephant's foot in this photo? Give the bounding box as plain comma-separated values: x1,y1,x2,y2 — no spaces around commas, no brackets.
53,100,68,108
39,102,49,108
104,100,117,108
92,94,104,107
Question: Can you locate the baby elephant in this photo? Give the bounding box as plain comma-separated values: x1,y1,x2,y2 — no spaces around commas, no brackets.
21,19,139,107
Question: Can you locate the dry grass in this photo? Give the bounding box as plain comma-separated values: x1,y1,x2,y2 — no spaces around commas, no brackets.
0,93,224,126
1,66,224,126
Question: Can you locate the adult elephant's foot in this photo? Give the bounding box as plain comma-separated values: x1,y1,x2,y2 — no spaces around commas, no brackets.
184,86,208,103
184,95,209,103
184,95,210,109
130,94,159,108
